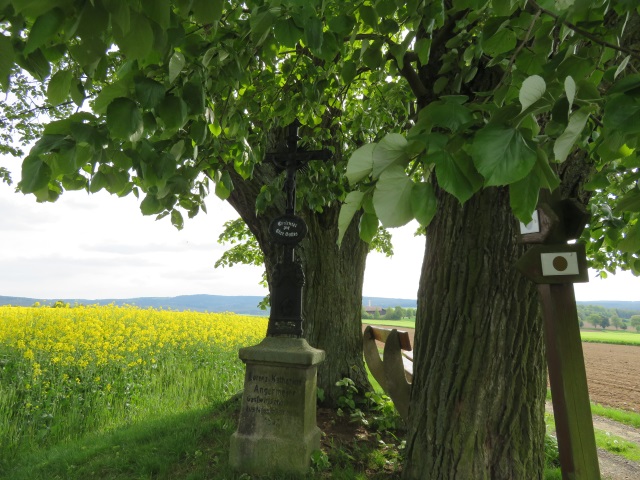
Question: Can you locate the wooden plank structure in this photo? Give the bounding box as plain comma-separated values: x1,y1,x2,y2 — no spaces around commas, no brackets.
516,198,600,480
362,325,413,420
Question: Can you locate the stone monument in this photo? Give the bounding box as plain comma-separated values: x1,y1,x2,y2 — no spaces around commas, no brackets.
229,121,330,475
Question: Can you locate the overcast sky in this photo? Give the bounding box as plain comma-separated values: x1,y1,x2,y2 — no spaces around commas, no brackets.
1,157,639,302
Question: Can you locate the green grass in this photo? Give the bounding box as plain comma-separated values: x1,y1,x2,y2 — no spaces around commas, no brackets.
546,401,640,466
362,319,416,329
580,330,640,346
591,403,640,428
2,401,240,480
594,430,640,462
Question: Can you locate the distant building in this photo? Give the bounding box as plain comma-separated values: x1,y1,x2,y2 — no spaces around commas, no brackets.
364,306,386,316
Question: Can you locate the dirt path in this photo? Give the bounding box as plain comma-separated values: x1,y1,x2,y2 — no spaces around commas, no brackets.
546,402,640,480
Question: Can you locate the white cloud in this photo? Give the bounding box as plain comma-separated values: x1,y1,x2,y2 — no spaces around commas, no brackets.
1,164,639,303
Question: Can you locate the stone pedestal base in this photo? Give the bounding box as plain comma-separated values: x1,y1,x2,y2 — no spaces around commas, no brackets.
229,337,325,476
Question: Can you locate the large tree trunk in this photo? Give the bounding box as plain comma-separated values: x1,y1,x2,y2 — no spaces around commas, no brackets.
403,187,547,479
299,205,370,402
226,166,371,405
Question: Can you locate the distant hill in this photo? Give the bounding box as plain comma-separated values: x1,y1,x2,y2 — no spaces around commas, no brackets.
362,297,417,309
2,295,636,316
0,294,269,316
576,300,640,312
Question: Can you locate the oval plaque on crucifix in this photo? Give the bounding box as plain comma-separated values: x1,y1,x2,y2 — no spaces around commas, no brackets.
269,214,307,245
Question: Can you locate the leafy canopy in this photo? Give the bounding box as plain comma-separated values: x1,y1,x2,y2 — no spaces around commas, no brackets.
0,0,639,276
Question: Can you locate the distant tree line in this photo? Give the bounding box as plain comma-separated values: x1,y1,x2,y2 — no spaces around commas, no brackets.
577,304,640,331
362,306,416,321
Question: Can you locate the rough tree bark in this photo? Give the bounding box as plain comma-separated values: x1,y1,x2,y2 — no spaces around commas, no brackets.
226,165,371,405
403,187,547,479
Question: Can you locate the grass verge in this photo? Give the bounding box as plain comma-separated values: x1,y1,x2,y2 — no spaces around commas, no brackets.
362,319,416,329
580,330,640,346
591,403,640,429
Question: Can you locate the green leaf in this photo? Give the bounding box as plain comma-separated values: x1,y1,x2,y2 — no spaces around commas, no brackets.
215,170,233,200
142,0,170,29
327,14,356,36
20,155,52,194
359,212,379,243
358,6,377,28
140,194,163,215
565,76,576,110
346,143,375,185
603,94,640,136
250,8,275,46
303,16,323,51
615,55,631,80
337,191,365,246
509,174,540,224
156,95,188,131
619,222,640,254
415,38,431,65
24,8,65,55
70,80,85,107
372,133,409,179
274,19,303,48
433,150,483,204
116,12,154,62
169,51,186,83
471,125,537,186
105,0,131,33
135,77,165,109
362,43,383,70
482,28,516,56
183,81,206,115
419,101,473,132
0,34,15,91
532,148,560,191
171,209,185,230
89,171,108,193
411,182,437,227
553,108,590,162
519,75,546,112
94,81,132,114
106,97,144,141
47,69,73,105
190,120,208,145
608,73,640,95
615,189,640,213
341,60,357,84
105,170,129,195
372,166,415,228
192,0,224,25
20,49,51,81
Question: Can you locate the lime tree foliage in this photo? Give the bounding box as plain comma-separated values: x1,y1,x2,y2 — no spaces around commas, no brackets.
0,0,413,405
337,1,640,278
2,0,640,478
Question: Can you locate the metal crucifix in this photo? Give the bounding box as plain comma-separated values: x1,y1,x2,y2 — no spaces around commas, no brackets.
264,120,331,337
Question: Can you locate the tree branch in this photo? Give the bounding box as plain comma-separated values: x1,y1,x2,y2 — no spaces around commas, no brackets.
531,0,640,61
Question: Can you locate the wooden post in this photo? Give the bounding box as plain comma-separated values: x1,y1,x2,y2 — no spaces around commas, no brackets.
516,199,600,480
539,283,600,479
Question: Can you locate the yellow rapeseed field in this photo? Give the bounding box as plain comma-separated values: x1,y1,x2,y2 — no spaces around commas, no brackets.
0,305,267,372
0,305,267,453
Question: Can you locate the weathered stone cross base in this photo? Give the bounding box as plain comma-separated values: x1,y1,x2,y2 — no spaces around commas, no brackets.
229,337,325,475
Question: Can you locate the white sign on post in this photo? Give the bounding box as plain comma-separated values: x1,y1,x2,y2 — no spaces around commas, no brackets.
519,210,540,235
541,252,580,276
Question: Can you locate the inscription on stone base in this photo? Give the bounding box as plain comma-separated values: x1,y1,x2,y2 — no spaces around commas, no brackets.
229,337,325,476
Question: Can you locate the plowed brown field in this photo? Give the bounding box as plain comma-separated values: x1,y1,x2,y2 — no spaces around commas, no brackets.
366,325,640,412
583,342,640,412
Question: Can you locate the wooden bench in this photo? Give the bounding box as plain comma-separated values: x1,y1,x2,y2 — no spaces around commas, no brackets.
362,325,413,421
